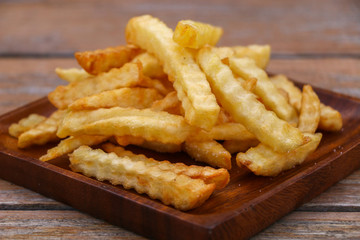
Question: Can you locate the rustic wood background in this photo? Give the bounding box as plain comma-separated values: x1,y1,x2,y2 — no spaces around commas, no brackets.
0,0,359,239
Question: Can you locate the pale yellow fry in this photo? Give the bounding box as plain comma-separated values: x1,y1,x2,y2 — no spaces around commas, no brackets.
39,135,109,162
75,45,142,75
151,91,182,115
298,85,321,133
18,110,66,148
102,143,229,189
197,46,304,153
213,45,271,69
319,103,343,131
9,114,46,138
173,20,223,49
229,57,298,124
70,146,216,211
269,74,302,112
236,133,322,177
138,140,182,153
131,52,166,79
48,62,143,109
138,76,173,95
126,15,220,130
55,68,92,83
68,88,163,111
269,74,343,131
184,140,232,170
206,123,256,141
114,135,145,146
57,107,192,145
223,139,260,154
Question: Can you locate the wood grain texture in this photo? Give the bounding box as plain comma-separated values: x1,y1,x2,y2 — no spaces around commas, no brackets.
1,0,359,55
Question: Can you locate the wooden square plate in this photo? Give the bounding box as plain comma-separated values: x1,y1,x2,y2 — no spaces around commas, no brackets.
0,83,359,240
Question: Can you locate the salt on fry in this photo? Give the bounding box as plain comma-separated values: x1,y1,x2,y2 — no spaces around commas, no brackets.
126,15,220,130
298,85,321,133
197,46,304,153
75,45,142,75
9,114,46,138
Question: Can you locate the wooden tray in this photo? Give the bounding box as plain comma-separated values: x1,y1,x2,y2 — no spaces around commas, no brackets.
0,84,359,240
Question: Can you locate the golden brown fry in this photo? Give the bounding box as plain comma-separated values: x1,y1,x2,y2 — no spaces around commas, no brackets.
48,62,143,109
114,135,145,146
319,103,343,131
55,68,92,83
298,85,321,133
236,133,322,176
151,91,182,115
131,52,167,79
229,57,298,124
39,135,109,162
126,15,220,130
18,110,66,148
184,140,232,169
57,107,193,145
173,20,223,49
138,76,173,95
197,46,304,153
102,143,229,189
138,140,182,153
9,114,46,138
207,123,255,141
70,145,216,210
75,45,142,75
223,139,260,154
68,88,163,111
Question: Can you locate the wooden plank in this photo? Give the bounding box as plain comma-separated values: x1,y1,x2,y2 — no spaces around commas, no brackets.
0,210,145,239
0,0,359,55
0,58,359,115
253,212,360,239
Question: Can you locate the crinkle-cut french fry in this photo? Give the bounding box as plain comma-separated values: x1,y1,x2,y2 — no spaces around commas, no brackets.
68,88,163,111
126,15,220,130
18,110,66,148
55,68,92,83
138,140,182,153
236,133,322,177
206,123,256,141
151,91,183,115
229,57,298,125
197,46,304,153
70,146,216,210
138,76,173,96
269,74,302,112
213,45,271,69
48,62,143,109
39,135,109,162
114,135,145,146
75,45,142,75
101,143,229,189
269,74,343,131
184,140,232,170
216,108,233,124
9,114,46,138
242,77,257,93
298,85,321,133
57,107,192,145
319,103,343,131
223,139,260,154
173,20,223,49
131,52,167,79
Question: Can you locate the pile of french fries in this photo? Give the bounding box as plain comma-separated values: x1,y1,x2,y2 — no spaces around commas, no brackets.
8,15,343,211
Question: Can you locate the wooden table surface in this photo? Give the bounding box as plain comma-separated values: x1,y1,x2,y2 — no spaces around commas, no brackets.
1,0,360,239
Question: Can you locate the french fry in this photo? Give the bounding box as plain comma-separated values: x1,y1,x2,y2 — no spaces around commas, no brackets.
138,76,173,95
39,135,109,162
114,135,145,146
138,140,182,153
298,85,321,133
228,57,298,124
68,87,163,111
184,140,232,169
75,45,142,75
102,143,229,189
236,133,322,176
173,20,223,49
70,146,216,211
55,68,92,83
223,139,260,154
197,46,304,153
206,123,255,141
131,52,167,79
151,91,183,115
18,110,66,148
57,107,193,145
126,15,220,130
319,103,343,131
9,114,46,138
48,62,143,109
